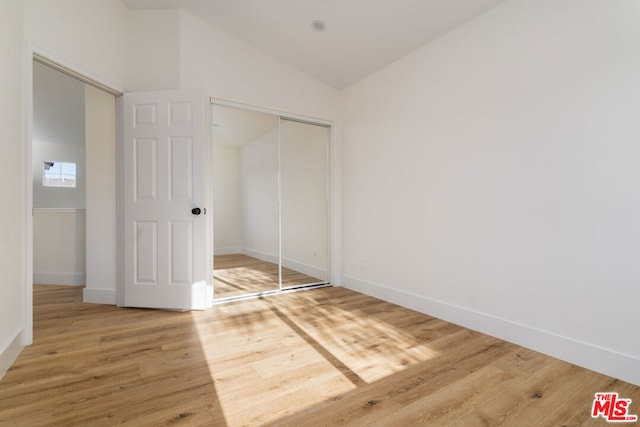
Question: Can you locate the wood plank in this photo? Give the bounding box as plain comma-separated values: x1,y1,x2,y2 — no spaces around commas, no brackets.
0,285,637,427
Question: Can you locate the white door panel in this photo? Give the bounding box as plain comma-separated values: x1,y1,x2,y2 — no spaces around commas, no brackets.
123,89,208,310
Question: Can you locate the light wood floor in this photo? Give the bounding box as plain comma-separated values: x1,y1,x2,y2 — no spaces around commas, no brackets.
1,286,638,426
214,254,323,299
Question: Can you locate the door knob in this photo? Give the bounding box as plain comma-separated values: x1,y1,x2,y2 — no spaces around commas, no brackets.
191,207,202,215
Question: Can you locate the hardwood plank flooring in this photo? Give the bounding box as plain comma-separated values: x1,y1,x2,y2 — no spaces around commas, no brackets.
214,254,323,299
0,285,637,426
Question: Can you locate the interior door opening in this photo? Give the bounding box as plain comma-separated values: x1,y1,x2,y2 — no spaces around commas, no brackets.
32,61,87,290
29,56,119,348
211,101,331,303
32,60,117,296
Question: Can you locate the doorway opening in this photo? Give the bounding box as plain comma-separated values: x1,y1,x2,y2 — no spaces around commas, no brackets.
27,53,121,344
32,61,87,289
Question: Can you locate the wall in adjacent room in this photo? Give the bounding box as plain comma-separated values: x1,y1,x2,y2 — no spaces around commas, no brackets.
33,209,85,286
32,61,86,209
84,85,117,304
31,62,86,287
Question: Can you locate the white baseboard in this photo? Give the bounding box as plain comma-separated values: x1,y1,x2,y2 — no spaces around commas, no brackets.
237,249,328,281
0,329,24,381
34,272,85,286
33,208,86,215
214,247,243,256
83,288,116,305
342,274,640,387
242,248,279,264
281,257,327,282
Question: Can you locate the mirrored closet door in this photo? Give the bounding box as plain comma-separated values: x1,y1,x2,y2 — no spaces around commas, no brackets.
211,103,330,301
280,118,329,289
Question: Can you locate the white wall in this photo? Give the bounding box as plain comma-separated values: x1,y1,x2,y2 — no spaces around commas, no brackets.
341,0,640,385
32,61,85,146
84,85,117,304
178,11,339,121
127,9,180,91
33,61,85,140
281,120,329,279
0,0,25,379
213,145,243,253
33,209,85,286
241,130,279,260
24,0,129,90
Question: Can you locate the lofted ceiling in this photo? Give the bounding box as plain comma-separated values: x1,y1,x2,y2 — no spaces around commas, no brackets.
123,0,508,89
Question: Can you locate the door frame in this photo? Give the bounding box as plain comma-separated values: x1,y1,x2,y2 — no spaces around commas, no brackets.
23,44,124,345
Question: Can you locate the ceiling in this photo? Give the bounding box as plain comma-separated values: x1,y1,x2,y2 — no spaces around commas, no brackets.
123,0,508,89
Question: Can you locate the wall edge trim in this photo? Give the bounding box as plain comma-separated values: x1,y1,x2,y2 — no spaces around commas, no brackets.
0,328,24,381
342,274,640,386
33,272,85,286
83,288,116,305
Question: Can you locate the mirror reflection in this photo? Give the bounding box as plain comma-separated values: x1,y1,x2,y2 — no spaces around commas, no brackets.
212,104,330,300
280,118,329,288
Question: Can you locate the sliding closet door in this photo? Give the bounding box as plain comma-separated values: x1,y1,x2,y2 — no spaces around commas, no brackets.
211,104,280,299
279,118,330,288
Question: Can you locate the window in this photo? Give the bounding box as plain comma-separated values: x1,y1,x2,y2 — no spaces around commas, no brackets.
43,161,76,188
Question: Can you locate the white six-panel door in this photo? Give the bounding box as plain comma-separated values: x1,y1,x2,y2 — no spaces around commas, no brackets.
123,90,208,310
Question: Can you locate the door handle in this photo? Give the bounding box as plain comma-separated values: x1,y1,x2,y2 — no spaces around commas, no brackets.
191,207,202,215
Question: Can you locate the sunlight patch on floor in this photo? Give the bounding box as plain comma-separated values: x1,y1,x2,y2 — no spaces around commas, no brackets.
190,293,441,424
217,266,277,285
282,303,441,383
192,308,357,424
